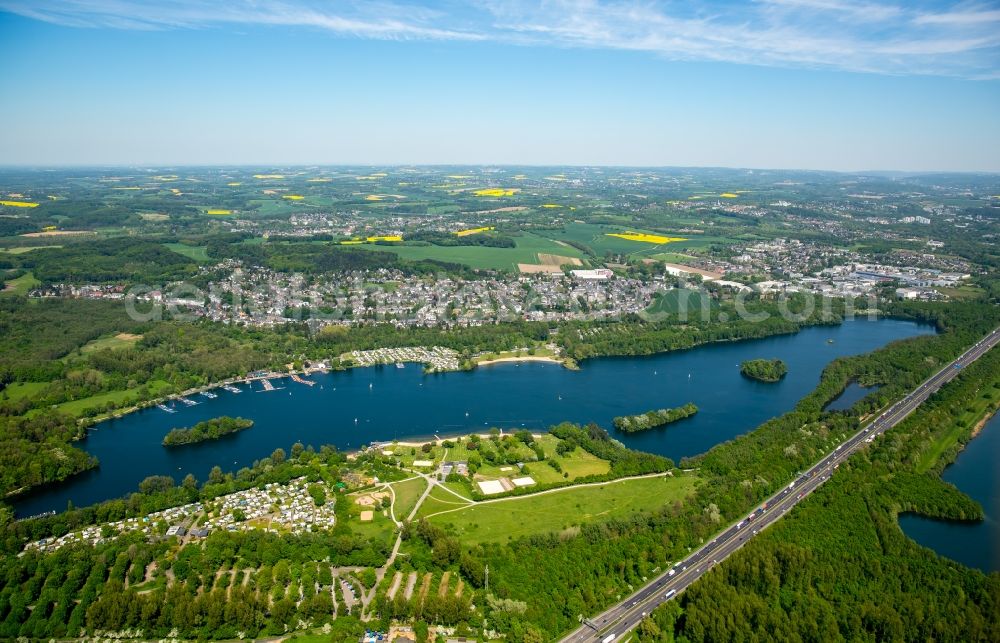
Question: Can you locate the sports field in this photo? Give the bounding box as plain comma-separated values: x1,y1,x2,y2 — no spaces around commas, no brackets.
422,473,697,544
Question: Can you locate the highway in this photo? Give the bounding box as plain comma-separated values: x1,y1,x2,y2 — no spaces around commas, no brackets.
561,326,1000,643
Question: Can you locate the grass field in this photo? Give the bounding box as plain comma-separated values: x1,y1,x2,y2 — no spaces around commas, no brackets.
28,379,173,418
354,232,583,271
915,372,1000,474
389,476,428,519
2,271,40,295
0,382,48,402
934,285,986,301
344,492,398,548
650,251,699,263
644,288,717,317
164,243,210,262
413,486,471,518
80,333,142,354
424,473,697,544
474,444,611,485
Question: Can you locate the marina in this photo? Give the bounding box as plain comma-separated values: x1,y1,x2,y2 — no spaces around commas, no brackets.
11,319,934,517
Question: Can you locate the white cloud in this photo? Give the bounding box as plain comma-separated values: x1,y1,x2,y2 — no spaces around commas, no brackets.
1,0,997,77
914,7,1000,25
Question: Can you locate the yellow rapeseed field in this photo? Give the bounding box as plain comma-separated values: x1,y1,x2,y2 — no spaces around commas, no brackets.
365,195,384,201
473,188,519,197
206,209,233,215
227,182,242,186
540,204,563,208
0,200,40,208
253,174,285,179
719,193,739,198
340,235,402,244
606,232,687,244
283,195,305,201
454,226,495,237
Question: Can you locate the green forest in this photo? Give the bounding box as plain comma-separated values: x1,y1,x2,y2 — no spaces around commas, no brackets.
162,416,254,446
613,403,699,433
739,358,788,382
635,331,1000,642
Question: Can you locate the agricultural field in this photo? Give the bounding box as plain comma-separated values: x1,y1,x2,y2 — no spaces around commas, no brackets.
539,222,732,258
0,244,62,254
421,473,698,544
354,232,584,271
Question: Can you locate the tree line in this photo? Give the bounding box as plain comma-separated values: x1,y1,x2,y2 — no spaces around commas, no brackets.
613,403,698,433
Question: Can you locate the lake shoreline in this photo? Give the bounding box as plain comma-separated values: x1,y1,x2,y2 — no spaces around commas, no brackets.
10,318,935,516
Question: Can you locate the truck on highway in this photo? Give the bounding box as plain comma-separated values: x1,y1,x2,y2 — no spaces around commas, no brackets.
602,634,616,643
665,589,677,599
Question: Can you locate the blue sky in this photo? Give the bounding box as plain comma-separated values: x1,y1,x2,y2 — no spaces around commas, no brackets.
0,0,998,171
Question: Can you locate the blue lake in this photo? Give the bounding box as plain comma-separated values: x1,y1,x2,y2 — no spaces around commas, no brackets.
824,381,881,411
899,411,1000,573
12,319,934,516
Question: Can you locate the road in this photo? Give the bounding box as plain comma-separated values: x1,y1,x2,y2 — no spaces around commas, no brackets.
561,326,1000,643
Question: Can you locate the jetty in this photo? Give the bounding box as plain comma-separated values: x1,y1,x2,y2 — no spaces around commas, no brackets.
260,379,275,392
290,372,316,386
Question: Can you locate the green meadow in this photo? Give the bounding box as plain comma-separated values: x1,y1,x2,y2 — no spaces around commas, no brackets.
423,473,697,544
354,232,584,271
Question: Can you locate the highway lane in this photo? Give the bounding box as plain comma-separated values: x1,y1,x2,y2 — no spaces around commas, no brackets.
562,327,1000,643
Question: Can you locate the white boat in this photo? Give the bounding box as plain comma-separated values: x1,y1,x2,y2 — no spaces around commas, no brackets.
199,391,218,399
179,398,198,406
157,403,176,413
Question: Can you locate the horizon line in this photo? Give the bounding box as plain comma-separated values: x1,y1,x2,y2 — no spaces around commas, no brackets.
1,163,998,176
